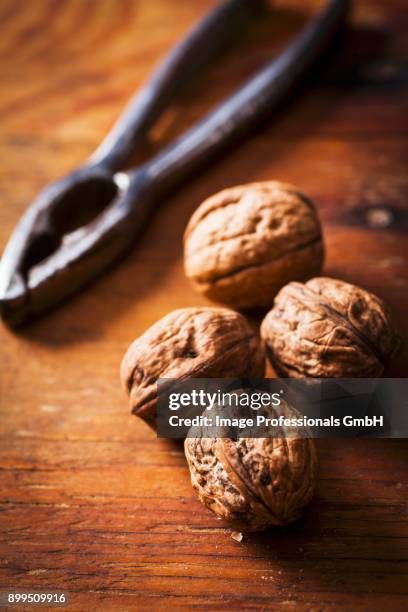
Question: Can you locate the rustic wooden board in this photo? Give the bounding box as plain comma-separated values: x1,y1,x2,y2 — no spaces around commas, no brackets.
0,0,407,609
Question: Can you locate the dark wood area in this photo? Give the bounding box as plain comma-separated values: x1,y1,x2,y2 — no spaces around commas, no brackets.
0,0,407,609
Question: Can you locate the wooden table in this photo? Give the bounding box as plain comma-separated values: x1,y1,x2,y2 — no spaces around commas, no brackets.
1,0,407,609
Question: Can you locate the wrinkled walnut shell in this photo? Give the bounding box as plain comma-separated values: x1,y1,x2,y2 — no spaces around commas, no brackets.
120,307,265,428
185,407,318,532
183,182,324,309
261,277,401,378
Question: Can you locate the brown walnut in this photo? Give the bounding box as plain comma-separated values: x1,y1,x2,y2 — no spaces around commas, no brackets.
184,404,318,532
261,277,401,378
120,307,265,428
183,182,324,309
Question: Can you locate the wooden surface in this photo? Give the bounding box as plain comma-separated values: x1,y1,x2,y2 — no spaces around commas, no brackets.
1,0,407,609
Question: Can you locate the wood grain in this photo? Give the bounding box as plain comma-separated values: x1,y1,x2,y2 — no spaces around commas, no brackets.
0,0,407,609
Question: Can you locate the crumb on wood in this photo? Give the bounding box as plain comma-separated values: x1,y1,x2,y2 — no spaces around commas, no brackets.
231,531,244,543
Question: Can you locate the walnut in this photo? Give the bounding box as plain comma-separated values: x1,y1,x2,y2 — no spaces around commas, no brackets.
184,403,318,532
183,182,324,309
261,277,402,378
120,307,265,428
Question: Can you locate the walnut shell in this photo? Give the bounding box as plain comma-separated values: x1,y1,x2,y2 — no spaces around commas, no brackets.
120,307,265,428
183,182,324,309
261,277,401,378
185,411,318,532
